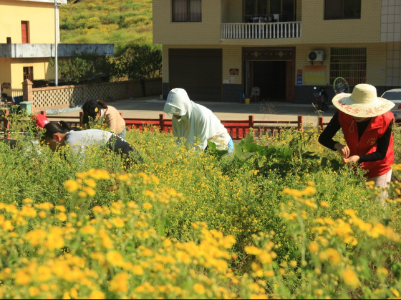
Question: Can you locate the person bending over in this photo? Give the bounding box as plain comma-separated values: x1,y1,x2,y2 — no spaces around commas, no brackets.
163,88,234,153
319,84,395,204
82,100,127,139
42,121,142,167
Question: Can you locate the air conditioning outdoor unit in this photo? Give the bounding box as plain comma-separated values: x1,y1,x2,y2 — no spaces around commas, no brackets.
308,50,325,64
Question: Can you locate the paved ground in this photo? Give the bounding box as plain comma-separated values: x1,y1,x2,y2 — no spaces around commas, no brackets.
51,97,335,126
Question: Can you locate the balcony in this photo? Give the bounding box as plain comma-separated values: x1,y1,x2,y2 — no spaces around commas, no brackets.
221,22,302,39
0,43,114,58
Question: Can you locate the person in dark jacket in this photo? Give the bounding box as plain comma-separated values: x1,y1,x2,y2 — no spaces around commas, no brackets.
319,84,395,200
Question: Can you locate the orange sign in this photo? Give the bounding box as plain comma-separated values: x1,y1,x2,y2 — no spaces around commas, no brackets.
304,66,326,85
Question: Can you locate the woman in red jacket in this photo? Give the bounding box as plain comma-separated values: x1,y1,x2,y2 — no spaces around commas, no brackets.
319,84,395,194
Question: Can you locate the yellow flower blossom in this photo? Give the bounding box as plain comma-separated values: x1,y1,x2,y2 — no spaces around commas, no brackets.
57,213,67,222
109,273,129,293
341,267,360,288
132,265,144,276
89,291,105,299
106,251,124,267
193,283,205,295
84,178,97,188
29,287,40,297
308,242,319,254
64,180,79,193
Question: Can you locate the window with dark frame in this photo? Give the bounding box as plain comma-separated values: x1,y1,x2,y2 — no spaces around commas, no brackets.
23,67,34,82
330,48,366,86
324,0,361,20
172,0,202,22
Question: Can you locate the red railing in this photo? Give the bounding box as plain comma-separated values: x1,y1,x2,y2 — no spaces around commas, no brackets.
2,110,400,141
40,112,304,140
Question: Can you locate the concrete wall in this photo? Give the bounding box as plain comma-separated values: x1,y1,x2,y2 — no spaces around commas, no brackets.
162,44,242,85
299,0,382,44
153,0,222,45
0,43,114,58
0,0,57,44
381,0,401,42
10,58,52,90
228,0,242,23
19,0,67,3
163,43,388,87
0,58,12,92
386,41,401,86
154,0,384,46
294,43,387,87
162,43,390,102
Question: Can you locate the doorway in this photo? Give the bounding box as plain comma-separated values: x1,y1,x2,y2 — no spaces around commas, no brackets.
253,61,286,101
243,47,295,102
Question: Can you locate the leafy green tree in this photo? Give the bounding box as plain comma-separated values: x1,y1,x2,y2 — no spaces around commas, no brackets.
49,56,87,84
111,45,162,80
50,51,112,84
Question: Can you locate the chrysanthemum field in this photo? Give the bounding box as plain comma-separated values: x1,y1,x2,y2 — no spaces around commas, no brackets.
1,124,401,299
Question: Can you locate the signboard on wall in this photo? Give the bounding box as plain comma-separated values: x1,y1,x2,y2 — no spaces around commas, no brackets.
296,69,303,86
304,66,326,85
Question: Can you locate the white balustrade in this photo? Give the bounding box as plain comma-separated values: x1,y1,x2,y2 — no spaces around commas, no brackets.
221,22,302,39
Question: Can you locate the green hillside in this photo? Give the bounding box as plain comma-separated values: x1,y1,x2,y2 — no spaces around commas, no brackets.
60,0,154,55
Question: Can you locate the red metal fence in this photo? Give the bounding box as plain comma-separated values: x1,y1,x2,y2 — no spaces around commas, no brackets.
40,112,304,140
2,110,400,142
0,109,318,140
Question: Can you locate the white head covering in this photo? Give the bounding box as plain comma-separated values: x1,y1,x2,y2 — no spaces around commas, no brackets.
163,88,229,149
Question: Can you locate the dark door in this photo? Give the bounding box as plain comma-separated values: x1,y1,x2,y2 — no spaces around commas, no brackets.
169,49,222,102
21,21,29,44
23,67,34,81
253,61,286,101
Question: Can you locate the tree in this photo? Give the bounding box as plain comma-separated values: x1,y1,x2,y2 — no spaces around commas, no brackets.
111,45,162,80
50,51,112,84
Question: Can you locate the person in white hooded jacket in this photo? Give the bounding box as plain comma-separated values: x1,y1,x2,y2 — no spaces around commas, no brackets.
163,88,234,153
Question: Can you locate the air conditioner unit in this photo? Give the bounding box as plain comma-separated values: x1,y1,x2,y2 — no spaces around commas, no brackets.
308,50,325,62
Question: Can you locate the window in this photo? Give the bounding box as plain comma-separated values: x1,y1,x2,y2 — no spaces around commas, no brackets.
325,0,361,20
244,0,296,22
23,67,34,81
330,48,366,86
21,21,30,44
172,0,202,22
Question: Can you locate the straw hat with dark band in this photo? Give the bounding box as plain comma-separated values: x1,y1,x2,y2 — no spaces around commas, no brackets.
332,84,394,118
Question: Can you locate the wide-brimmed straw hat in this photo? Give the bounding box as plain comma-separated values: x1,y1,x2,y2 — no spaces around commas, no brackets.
332,84,394,118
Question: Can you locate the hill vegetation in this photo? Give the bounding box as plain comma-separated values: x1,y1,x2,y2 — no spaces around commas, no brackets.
60,0,154,55
58,0,161,82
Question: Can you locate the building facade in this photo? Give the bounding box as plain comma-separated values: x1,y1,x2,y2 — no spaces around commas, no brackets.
0,0,114,99
153,0,401,103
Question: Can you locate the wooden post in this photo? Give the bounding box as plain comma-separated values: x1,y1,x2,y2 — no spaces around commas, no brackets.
318,117,324,132
298,115,303,131
82,85,87,103
4,109,9,139
249,115,254,128
79,111,83,127
159,113,165,133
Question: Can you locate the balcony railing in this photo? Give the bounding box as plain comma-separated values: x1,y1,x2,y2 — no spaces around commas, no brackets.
221,22,302,39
